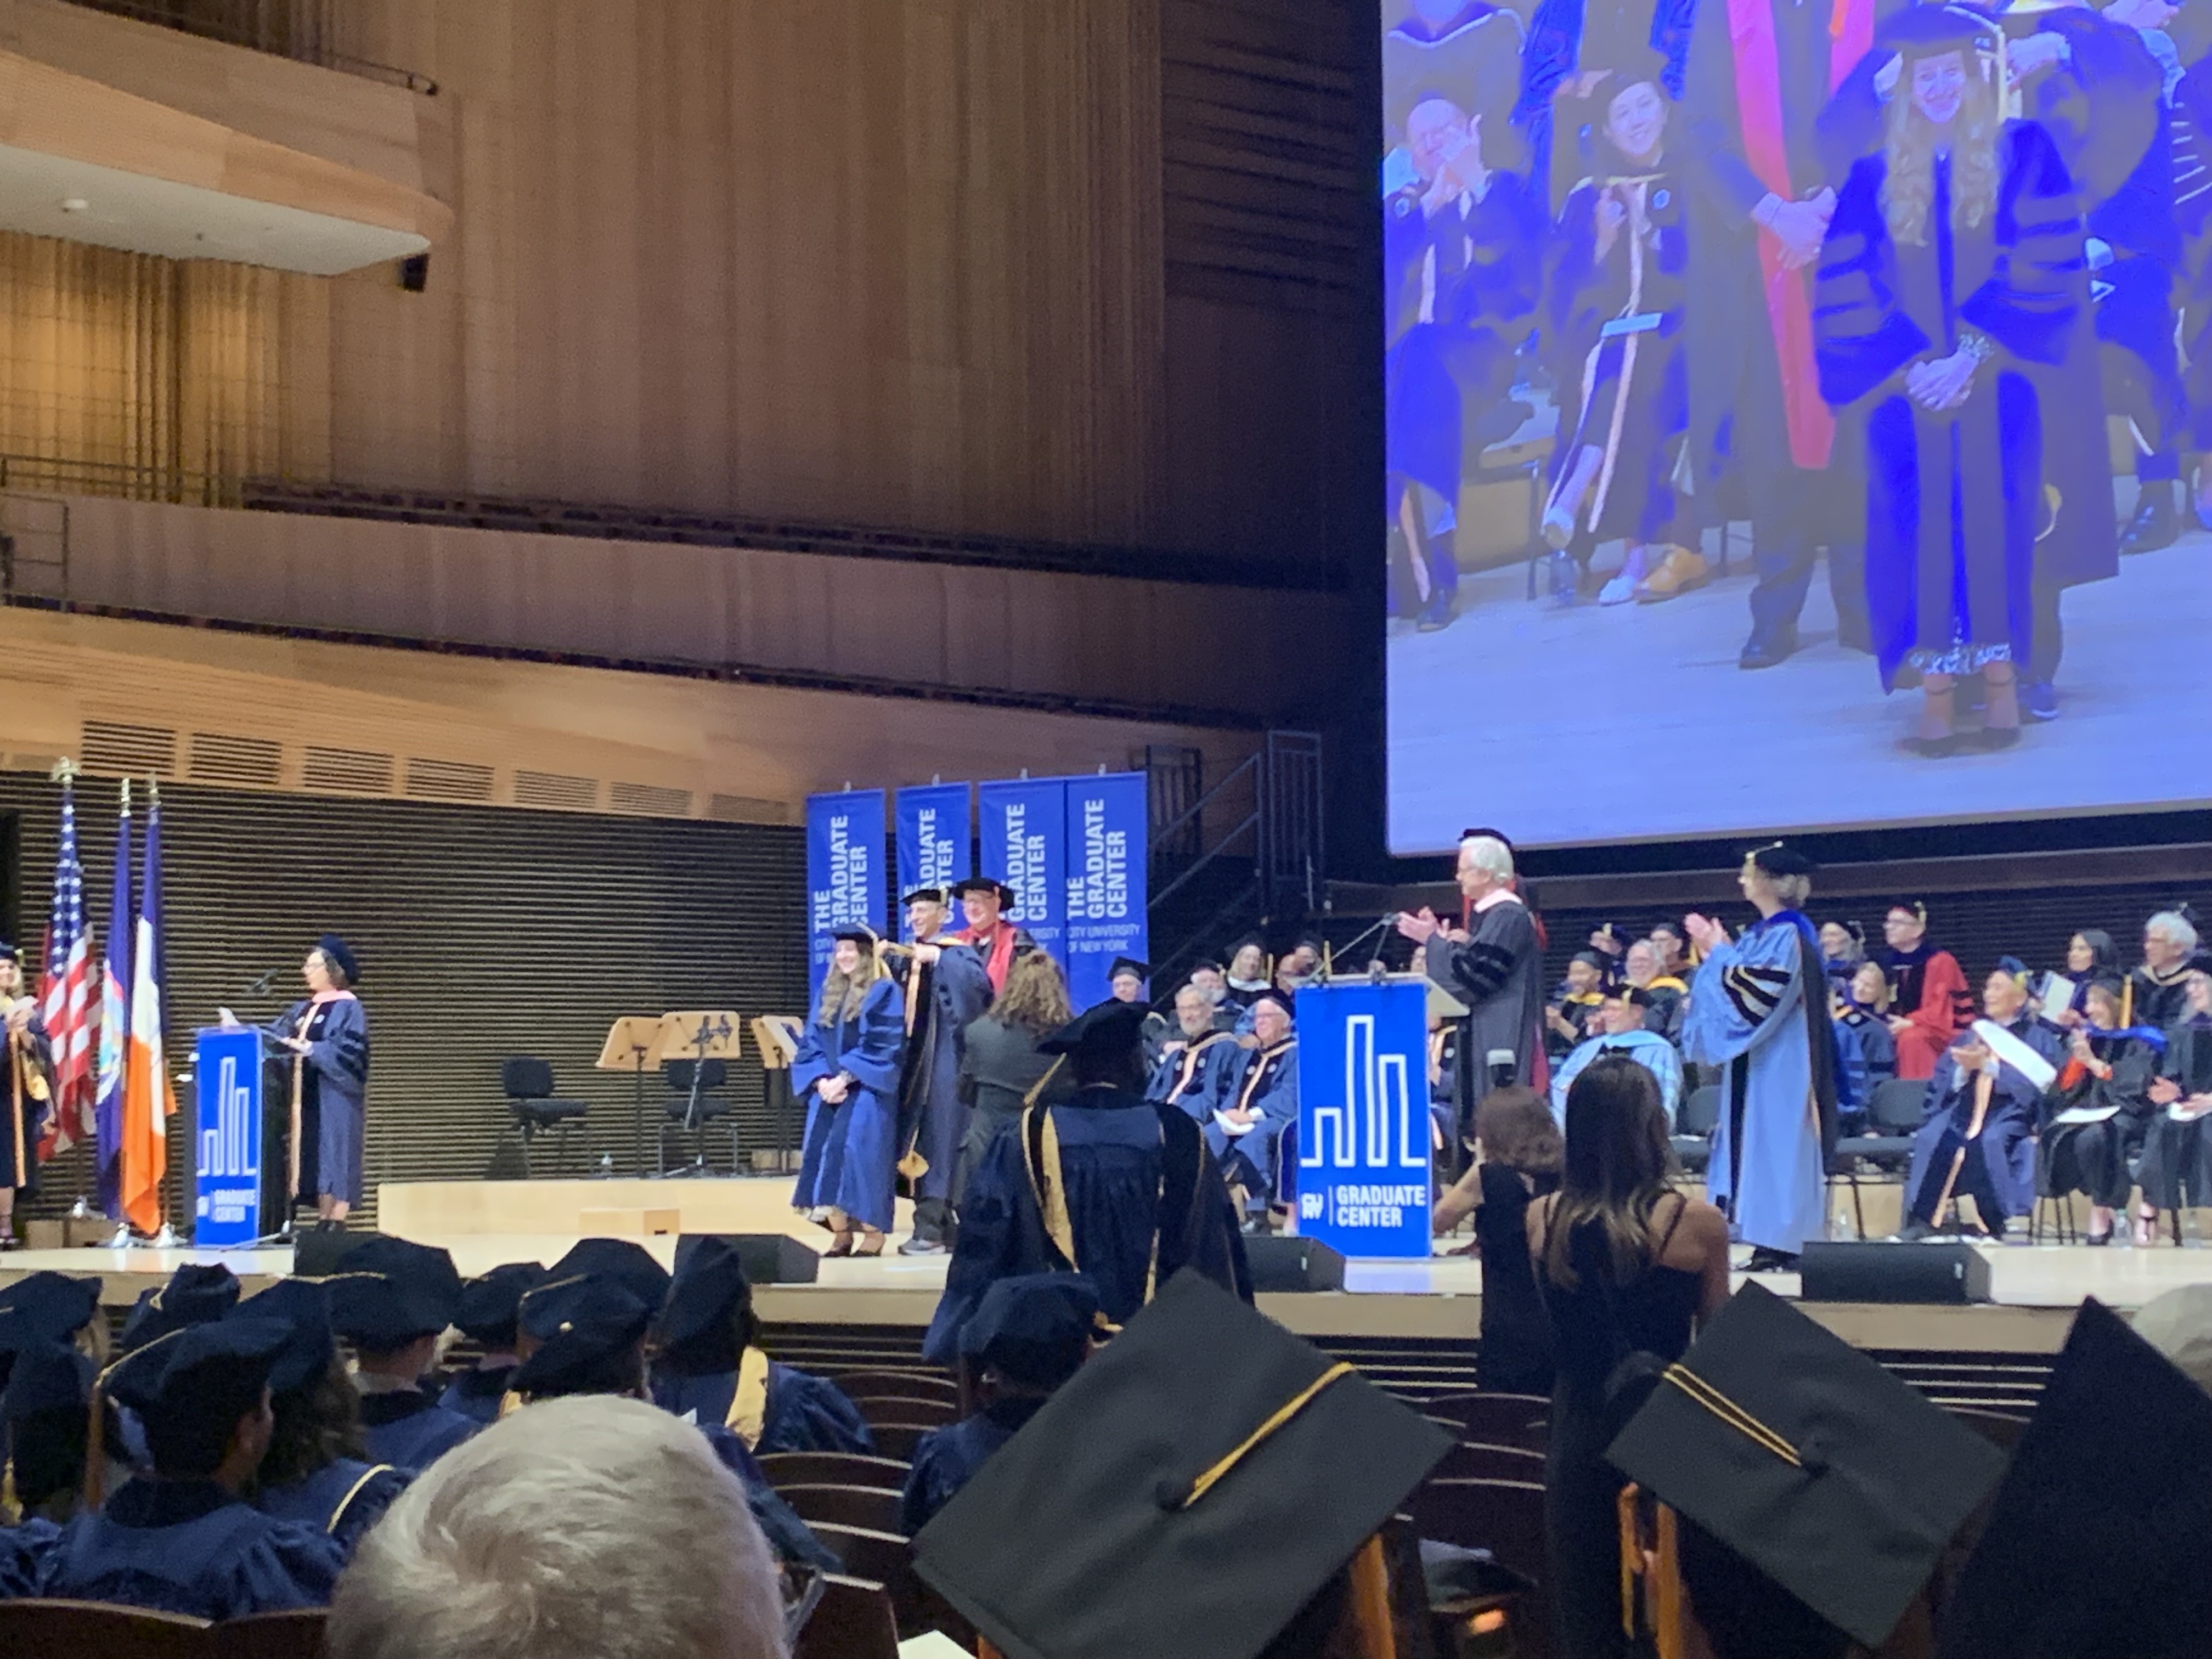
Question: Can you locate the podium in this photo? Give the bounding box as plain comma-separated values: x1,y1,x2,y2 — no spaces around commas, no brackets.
194,1027,267,1248
1289,977,1436,1260
596,1016,670,1177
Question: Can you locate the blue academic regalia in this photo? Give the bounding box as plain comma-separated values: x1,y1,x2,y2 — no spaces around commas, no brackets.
261,995,370,1206
1201,1039,1300,1214
0,1011,52,1195
1901,1018,2063,1231
1684,911,1839,1255
899,1396,1047,1536
895,946,994,1210
37,1480,343,1618
692,1421,843,1572
651,1357,874,1457
921,1087,1251,1365
357,1387,477,1470
1833,1007,1897,1122
0,1516,59,1595
256,1458,410,1559
791,976,905,1234
1815,123,2083,692
1145,1031,1237,1119
437,1364,515,1426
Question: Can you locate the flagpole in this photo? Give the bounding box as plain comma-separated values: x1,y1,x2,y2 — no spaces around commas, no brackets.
145,774,175,1248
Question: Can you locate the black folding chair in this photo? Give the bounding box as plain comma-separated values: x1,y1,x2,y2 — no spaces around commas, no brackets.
498,1056,588,1178
1830,1076,1925,1237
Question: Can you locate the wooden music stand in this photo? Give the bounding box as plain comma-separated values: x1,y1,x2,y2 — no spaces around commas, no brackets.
657,1011,744,1176
597,1015,670,1177
752,1015,804,1172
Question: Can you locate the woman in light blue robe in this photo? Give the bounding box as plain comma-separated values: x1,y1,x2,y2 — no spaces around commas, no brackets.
1682,845,1839,1269
791,927,905,1252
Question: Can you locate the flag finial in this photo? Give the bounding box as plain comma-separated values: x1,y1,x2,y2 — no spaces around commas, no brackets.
145,775,159,804
48,758,77,784
119,777,130,811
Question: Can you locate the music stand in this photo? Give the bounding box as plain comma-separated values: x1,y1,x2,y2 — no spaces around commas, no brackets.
597,1017,671,1176
751,1014,804,1173
656,1011,744,1177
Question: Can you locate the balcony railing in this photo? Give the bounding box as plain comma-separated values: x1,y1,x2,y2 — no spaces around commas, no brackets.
59,0,437,94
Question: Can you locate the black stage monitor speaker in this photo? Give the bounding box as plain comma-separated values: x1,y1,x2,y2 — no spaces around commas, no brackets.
1245,1235,1347,1294
675,1232,820,1286
1798,1240,1991,1305
294,1228,374,1278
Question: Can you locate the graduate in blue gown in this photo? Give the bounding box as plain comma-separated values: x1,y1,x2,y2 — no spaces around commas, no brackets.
1,1339,106,1526
230,934,370,1228
325,1236,477,1471
901,1273,1096,1535
38,1319,343,1616
510,1274,838,1573
1683,844,1840,1269
922,1001,1250,1366
1145,985,1238,1118
233,1280,409,1560
1899,966,2064,1239
1814,8,2085,755
890,887,994,1256
1199,990,1300,1218
791,924,905,1255
649,1236,872,1456
438,1261,546,1426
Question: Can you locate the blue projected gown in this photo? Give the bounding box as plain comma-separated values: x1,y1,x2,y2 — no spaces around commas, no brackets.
36,1480,343,1618
256,1458,410,1559
1200,1039,1300,1213
357,1387,477,1471
1684,912,1838,1255
791,976,905,1234
652,1356,874,1457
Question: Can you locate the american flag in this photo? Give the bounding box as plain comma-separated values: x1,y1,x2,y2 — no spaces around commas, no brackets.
37,774,98,1158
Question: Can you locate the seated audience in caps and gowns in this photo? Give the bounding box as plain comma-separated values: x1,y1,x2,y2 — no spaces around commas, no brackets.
324,1237,478,1470
1146,983,1239,1116
901,1272,1099,1533
2,1340,120,1535
1833,960,1898,1121
110,1263,244,1470
508,1274,837,1573
34,1321,346,1616
648,1236,872,1456
922,1000,1250,1368
437,1262,547,1426
2136,969,2212,1215
1200,990,1301,1220
2132,909,2204,1031
233,1280,409,1559
1878,903,1973,1080
2039,975,2164,1245
1550,986,1685,1124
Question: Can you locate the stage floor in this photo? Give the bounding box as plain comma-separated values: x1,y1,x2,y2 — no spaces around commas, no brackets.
3,1177,2206,1352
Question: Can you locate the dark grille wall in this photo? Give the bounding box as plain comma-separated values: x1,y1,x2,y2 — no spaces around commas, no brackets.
1,775,808,1231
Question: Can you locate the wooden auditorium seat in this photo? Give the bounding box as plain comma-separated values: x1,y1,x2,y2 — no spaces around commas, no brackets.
849,1394,957,1430
806,1523,922,1631
218,1608,329,1659
1418,1392,1551,1449
1431,1438,1548,1484
818,1369,960,1403
863,1423,936,1463
794,1575,900,1659
1404,1477,1550,1582
778,1482,907,1533
0,1600,212,1659
758,1451,915,1489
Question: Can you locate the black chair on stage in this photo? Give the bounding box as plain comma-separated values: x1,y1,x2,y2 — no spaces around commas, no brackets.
499,1056,588,1178
1829,1075,1925,1238
1671,1084,1720,1175
663,1058,737,1176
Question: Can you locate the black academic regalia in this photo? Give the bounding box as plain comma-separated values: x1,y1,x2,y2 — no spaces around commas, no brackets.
2136,1018,2212,1210
1518,0,1697,204
2039,1034,2161,1209
255,1458,409,1560
899,1396,1046,1537
357,1386,477,1471
437,1364,515,1426
893,945,992,1217
920,1086,1251,1367
37,1480,343,1618
0,1013,52,1195
1424,896,1547,1130
650,1358,874,1457
2131,963,2195,1033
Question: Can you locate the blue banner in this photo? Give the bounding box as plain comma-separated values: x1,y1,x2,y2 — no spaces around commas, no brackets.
894,783,972,935
806,789,887,975
193,1027,262,1247
1062,772,1148,1008
978,778,1067,963
1293,980,1432,1259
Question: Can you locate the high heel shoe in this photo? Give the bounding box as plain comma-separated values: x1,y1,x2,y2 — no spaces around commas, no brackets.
852,1231,886,1258
2084,1228,2113,1247
824,1231,855,1258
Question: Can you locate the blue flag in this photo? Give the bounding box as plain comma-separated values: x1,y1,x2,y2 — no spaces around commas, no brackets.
894,783,972,936
979,778,1067,965
1062,772,1148,1009
805,790,886,977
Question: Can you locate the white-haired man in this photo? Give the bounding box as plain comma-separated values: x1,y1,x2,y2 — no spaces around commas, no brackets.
329,1395,789,1659
2136,911,2205,1032
1395,831,1545,1141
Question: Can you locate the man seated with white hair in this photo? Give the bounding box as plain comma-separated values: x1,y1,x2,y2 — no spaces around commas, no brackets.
329,1395,791,1659
2135,910,2205,1032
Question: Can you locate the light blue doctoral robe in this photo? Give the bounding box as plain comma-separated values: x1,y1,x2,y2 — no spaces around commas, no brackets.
791,976,906,1233
1550,1029,1684,1125
1684,911,1837,1255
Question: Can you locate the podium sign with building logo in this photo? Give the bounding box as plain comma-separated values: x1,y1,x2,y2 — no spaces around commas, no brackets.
1293,978,1432,1259
194,1026,263,1246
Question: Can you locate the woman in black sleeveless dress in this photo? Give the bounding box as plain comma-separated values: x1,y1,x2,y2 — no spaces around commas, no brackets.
1530,1056,1730,1659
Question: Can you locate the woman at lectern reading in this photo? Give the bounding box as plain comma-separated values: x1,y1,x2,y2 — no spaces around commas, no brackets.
222,934,369,1232
791,924,904,1256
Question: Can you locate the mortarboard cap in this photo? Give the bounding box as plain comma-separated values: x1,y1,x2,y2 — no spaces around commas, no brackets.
1602,985,1654,1007
120,1263,240,1350
323,1237,462,1349
1745,842,1817,880
1939,1299,2212,1658
957,1273,1099,1391
1037,998,1148,1061
1876,3,2001,57
455,1261,549,1346
2,1340,93,1422
1571,950,1608,971
951,876,1018,909
0,1272,103,1351
831,922,881,947
914,1270,1452,1659
547,1237,671,1313
1108,957,1150,984
510,1278,653,1398
1607,1283,2003,1650
228,1278,336,1396
902,885,951,909
654,1237,752,1351
116,1317,290,1435
315,933,362,984
1251,987,1295,1020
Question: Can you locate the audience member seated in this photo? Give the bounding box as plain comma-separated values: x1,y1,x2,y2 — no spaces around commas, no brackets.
32,1320,344,1616
511,1273,836,1572
0,1270,105,1363
2135,909,2204,1031
1649,921,1693,983
1550,986,1684,1124
650,1237,872,1455
1186,959,1237,1031
547,1237,673,1317
1818,920,1866,997
438,1261,546,1425
238,1280,411,1558
0,1340,117,1527
1832,961,1898,1124
1879,902,1972,1080
1222,938,1271,1009
1203,989,1300,1221
1431,1086,1562,1395
2051,928,2121,1026
2139,969,2212,1218
1898,968,2064,1240
326,1237,477,1470
1545,951,1609,1060
118,1262,240,1351
329,1395,789,1659
1623,938,1688,1040
901,1272,1097,1534
2040,976,2164,1245
1146,982,1237,1115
